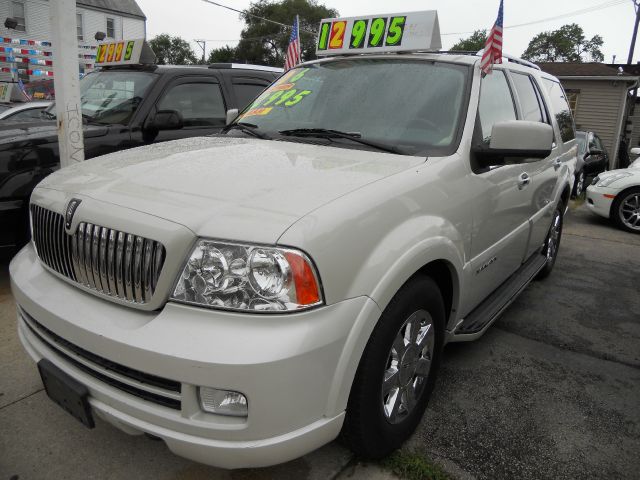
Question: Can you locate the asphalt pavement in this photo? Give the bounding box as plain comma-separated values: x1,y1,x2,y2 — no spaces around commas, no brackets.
1,202,638,480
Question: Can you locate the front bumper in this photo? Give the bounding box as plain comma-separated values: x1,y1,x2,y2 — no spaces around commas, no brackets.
586,185,617,219
11,244,381,468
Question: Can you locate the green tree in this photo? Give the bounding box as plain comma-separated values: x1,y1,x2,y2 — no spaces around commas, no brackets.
207,45,238,64
234,0,338,67
522,24,604,62
149,34,198,65
450,30,487,52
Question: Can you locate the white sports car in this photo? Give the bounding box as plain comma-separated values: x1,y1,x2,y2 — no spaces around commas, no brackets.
586,150,640,233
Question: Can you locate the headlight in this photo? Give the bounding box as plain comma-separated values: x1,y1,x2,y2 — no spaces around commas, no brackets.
171,239,322,312
597,172,632,187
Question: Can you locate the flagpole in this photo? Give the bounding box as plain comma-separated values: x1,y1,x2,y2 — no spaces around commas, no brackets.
297,14,301,63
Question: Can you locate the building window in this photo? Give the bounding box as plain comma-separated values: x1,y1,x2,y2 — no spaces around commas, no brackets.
565,89,580,117
76,14,84,41
106,17,115,38
12,1,26,32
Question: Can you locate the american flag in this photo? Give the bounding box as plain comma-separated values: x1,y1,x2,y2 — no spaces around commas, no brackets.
284,15,301,71
480,0,504,75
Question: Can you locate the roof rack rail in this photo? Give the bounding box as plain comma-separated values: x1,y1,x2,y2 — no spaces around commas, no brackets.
208,63,283,72
501,54,541,70
432,51,540,70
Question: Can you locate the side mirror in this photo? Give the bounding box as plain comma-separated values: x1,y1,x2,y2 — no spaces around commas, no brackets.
151,109,183,130
630,147,640,156
226,109,239,125
473,121,553,167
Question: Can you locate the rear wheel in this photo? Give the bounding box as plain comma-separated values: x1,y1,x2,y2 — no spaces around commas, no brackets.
341,275,444,459
612,187,640,234
536,204,563,279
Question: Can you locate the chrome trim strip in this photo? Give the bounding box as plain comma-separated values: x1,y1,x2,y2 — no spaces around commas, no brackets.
133,236,144,303
91,225,102,291
142,240,153,303
107,229,116,296
84,223,96,289
115,231,125,298
99,227,109,294
124,233,134,302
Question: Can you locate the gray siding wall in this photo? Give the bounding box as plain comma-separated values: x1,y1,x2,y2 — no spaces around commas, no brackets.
561,79,627,165
0,0,145,82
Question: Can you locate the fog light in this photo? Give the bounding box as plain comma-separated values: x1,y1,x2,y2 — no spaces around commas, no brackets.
199,387,248,417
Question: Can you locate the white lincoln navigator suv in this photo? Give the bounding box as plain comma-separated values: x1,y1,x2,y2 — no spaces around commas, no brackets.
10,30,576,468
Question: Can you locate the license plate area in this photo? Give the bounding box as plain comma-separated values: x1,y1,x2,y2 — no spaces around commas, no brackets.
38,359,95,428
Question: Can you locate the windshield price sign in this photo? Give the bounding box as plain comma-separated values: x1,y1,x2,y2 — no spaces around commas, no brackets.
95,39,156,66
316,11,441,56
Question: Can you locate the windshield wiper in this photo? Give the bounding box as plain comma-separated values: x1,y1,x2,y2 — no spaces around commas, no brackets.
222,122,271,140
278,128,404,155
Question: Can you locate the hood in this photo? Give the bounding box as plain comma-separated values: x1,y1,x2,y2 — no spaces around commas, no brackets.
37,136,424,243
0,121,108,148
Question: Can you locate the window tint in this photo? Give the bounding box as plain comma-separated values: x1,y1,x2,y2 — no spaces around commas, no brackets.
106,18,115,38
542,79,575,142
233,82,269,110
511,72,543,122
77,14,83,41
478,70,516,143
8,108,44,121
12,2,26,32
158,82,226,127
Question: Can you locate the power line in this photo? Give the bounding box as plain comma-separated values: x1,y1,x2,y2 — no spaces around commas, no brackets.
201,0,316,34
442,0,629,35
201,0,630,44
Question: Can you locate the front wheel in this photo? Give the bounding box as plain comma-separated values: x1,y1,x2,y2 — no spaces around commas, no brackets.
612,187,640,234
536,204,564,280
341,275,444,459
572,170,585,198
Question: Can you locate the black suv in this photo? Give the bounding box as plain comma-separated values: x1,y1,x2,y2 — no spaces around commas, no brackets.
0,63,281,254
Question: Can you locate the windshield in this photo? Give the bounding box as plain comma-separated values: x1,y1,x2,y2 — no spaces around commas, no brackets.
234,59,470,156
44,70,156,125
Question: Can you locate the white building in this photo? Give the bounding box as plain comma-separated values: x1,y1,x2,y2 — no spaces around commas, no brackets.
0,0,146,82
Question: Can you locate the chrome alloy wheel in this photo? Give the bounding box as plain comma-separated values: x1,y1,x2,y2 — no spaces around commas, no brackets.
382,309,435,424
575,171,585,196
619,192,640,231
546,209,562,263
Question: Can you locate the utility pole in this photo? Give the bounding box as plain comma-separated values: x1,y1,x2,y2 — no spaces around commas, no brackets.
629,0,640,64
50,0,84,167
195,39,206,63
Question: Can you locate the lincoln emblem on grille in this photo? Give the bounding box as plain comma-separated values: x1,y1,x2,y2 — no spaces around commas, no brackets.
65,198,82,230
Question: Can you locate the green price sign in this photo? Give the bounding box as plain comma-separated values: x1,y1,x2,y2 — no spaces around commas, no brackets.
386,16,406,46
317,22,331,51
368,17,388,47
349,19,369,49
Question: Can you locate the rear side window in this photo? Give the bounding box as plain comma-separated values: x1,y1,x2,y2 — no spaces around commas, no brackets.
477,70,516,144
511,72,544,123
542,79,575,143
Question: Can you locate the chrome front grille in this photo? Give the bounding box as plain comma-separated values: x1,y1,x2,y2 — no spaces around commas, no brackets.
30,204,165,304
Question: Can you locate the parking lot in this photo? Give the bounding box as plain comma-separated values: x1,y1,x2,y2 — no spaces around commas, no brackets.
1,202,639,480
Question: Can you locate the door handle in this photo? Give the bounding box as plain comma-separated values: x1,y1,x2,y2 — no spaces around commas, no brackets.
552,157,562,170
518,172,530,190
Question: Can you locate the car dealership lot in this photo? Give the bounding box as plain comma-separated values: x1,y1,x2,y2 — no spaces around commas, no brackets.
1,202,639,480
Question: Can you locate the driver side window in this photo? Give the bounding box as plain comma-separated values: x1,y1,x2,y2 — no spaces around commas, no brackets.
477,70,516,145
157,82,226,127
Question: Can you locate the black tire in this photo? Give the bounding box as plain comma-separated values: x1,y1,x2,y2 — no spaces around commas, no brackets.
536,204,564,280
611,187,640,234
341,275,445,459
572,170,585,198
